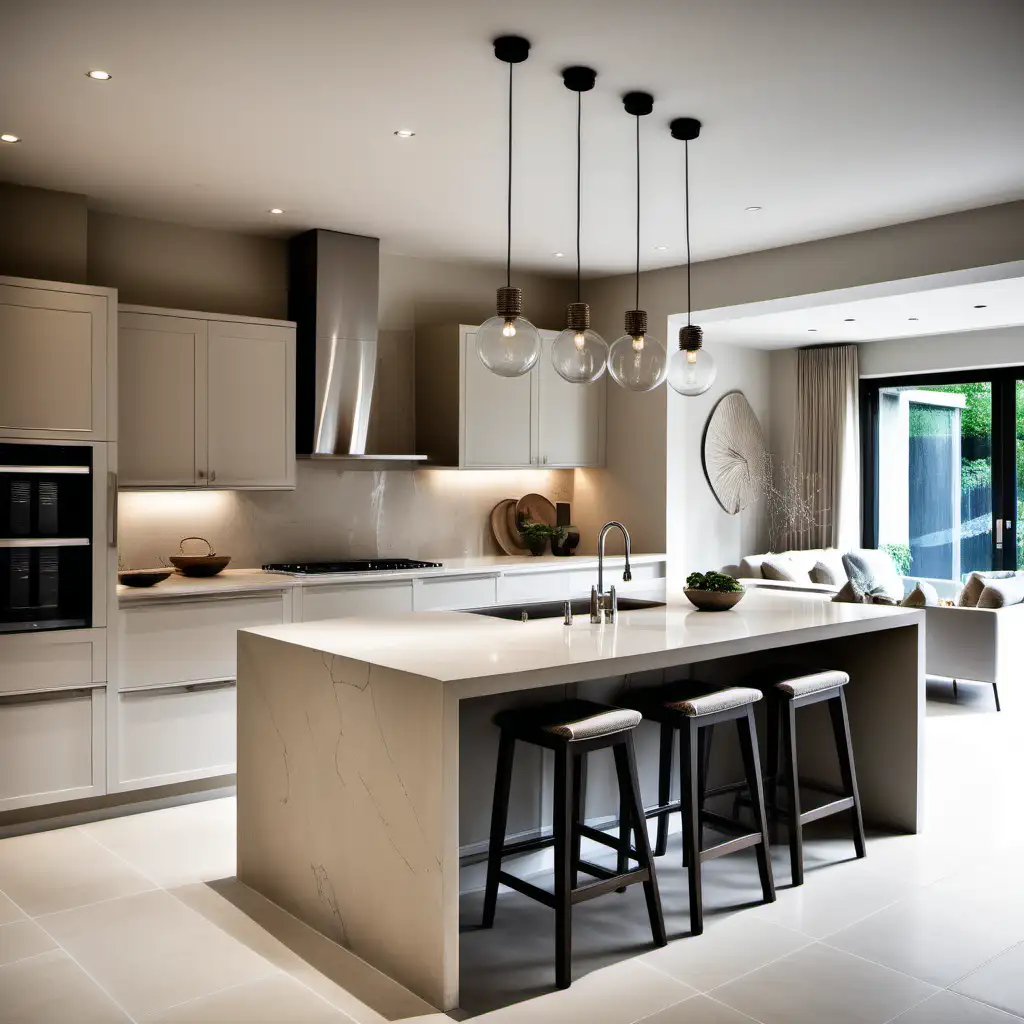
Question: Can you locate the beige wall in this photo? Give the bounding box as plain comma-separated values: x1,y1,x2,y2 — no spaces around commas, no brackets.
0,183,88,283
858,325,1024,378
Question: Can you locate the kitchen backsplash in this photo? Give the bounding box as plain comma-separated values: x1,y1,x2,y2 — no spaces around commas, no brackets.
116,463,574,569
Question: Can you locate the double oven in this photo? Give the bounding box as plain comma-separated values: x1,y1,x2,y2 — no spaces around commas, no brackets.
1,440,112,634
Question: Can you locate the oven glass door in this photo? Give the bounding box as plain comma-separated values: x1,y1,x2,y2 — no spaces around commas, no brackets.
0,443,93,633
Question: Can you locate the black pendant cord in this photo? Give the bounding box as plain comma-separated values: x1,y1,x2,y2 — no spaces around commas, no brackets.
635,113,640,312
575,91,582,304
685,138,691,327
506,60,513,290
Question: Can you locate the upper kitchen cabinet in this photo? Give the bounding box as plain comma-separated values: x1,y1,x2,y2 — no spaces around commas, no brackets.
0,276,117,442
118,306,295,489
415,325,605,469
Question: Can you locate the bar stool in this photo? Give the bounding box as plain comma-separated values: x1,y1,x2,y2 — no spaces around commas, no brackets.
626,683,775,936
764,669,866,886
481,699,667,989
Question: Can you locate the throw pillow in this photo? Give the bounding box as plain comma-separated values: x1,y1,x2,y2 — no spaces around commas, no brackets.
978,577,1024,608
870,594,900,606
959,570,1015,607
901,581,939,607
833,580,870,604
842,549,903,601
761,556,809,583
810,559,844,586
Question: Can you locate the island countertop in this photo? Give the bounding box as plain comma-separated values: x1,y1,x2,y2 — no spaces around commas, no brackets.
242,589,924,695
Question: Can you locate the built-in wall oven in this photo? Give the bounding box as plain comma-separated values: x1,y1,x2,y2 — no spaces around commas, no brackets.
0,441,111,633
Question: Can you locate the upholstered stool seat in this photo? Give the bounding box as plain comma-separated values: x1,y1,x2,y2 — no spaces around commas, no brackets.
622,682,775,936
483,699,666,989
762,668,865,886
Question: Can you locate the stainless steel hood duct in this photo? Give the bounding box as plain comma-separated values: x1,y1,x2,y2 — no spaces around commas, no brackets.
288,229,426,460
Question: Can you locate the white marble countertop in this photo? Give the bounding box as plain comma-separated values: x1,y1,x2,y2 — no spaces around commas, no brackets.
117,554,666,602
243,588,923,689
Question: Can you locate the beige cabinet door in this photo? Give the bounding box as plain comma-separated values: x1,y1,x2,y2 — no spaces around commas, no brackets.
460,328,534,467
0,281,113,441
205,320,295,488
536,331,605,467
118,312,205,486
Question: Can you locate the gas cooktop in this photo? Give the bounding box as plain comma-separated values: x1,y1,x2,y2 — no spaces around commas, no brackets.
261,559,443,576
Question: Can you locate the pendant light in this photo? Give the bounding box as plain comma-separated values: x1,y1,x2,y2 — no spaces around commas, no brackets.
477,35,543,378
666,117,716,397
608,92,667,392
551,66,608,384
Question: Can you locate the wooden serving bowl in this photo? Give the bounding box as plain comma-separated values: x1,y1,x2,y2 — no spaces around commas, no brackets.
168,536,232,577
684,588,745,611
119,569,172,588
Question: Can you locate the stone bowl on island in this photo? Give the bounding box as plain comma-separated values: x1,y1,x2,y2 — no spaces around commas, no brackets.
684,587,746,611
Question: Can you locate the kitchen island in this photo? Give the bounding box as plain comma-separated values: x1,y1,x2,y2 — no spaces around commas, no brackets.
236,589,924,1010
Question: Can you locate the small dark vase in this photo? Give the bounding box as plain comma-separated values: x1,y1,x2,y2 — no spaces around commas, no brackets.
526,536,548,556
551,502,580,557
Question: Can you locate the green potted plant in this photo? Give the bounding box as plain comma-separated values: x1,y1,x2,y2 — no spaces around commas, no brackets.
684,570,746,611
518,519,564,556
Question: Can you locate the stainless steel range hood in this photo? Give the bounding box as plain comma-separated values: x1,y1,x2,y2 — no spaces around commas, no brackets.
289,229,426,461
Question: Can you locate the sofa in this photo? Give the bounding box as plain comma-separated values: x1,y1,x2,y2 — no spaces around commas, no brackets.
724,548,1013,711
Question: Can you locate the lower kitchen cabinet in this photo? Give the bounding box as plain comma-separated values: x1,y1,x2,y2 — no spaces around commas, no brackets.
298,580,414,621
412,574,498,611
117,681,236,789
0,685,106,812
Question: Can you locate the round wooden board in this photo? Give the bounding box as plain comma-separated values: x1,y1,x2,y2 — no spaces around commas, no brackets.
490,498,528,555
516,492,557,528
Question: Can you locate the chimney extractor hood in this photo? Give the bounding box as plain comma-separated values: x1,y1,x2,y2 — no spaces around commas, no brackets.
288,229,427,461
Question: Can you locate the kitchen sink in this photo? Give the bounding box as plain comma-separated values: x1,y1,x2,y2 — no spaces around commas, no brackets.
465,597,665,622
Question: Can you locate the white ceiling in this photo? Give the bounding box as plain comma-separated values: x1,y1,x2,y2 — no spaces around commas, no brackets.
675,262,1024,348
1,0,1022,275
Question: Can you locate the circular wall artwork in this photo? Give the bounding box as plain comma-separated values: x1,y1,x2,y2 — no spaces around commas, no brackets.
702,391,767,514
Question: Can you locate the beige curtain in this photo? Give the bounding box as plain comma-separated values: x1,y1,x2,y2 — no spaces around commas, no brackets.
794,345,860,549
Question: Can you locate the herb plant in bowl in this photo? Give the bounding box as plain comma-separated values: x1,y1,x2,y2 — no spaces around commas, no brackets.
684,571,746,611
518,519,564,556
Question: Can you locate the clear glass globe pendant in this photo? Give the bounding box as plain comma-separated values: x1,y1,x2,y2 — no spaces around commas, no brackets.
667,324,716,396
477,286,542,377
608,308,667,392
551,302,608,383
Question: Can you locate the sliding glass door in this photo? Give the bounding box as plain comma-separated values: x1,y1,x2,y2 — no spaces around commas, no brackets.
862,370,1021,582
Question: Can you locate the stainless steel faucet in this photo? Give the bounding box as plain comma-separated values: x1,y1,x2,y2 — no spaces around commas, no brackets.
591,521,632,623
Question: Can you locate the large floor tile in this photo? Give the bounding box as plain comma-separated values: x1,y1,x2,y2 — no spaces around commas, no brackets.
0,918,57,966
954,941,1024,1018
633,994,760,1023
890,990,1024,1022
825,883,1024,987
639,915,811,992
711,942,938,1024
0,828,156,916
0,949,131,1023
82,798,236,889
143,973,355,1022
0,889,26,925
470,959,695,1024
177,878,436,1024
38,888,277,1018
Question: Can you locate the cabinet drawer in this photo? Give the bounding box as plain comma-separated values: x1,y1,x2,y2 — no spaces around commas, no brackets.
119,593,287,690
498,571,571,604
0,629,105,695
567,562,665,597
0,687,105,811
118,682,235,788
299,581,414,622
414,575,498,611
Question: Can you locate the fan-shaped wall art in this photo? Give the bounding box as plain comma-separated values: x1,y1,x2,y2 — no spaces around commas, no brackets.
701,391,768,514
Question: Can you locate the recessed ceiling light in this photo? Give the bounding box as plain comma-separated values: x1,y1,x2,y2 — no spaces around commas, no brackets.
974,304,987,308
268,208,284,215
808,329,817,332
393,129,416,138
744,206,762,212
552,252,566,258
908,317,919,321
86,70,112,80
654,245,669,251
844,318,856,322
0,133,20,144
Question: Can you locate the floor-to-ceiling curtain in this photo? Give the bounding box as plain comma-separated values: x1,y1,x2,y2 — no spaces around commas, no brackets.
794,345,860,549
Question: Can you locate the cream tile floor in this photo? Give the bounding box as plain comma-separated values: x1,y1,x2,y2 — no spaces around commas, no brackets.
0,679,1023,1023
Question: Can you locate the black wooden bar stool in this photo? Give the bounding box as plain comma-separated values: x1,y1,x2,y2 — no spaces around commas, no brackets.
624,683,775,936
763,669,866,886
481,699,667,989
